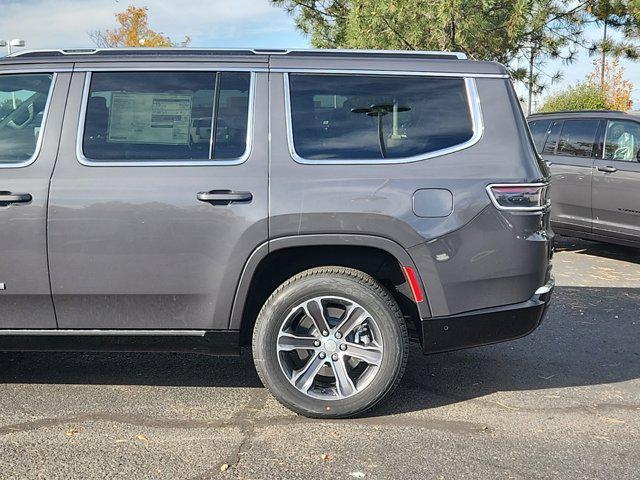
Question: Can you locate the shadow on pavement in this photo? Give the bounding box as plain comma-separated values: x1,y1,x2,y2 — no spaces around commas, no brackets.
374,285,640,416
0,286,638,418
554,235,640,265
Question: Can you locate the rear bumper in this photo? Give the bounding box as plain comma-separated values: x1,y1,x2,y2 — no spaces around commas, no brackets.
421,275,554,354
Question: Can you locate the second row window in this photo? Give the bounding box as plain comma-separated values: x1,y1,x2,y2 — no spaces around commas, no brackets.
82,71,251,162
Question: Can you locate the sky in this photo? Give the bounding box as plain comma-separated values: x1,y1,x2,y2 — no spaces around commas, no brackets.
1,0,639,109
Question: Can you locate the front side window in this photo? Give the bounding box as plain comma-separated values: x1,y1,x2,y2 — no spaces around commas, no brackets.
556,119,599,157
0,73,53,164
288,74,474,161
82,71,250,162
604,119,640,162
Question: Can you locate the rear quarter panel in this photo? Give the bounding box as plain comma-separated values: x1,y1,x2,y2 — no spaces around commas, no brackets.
269,73,549,317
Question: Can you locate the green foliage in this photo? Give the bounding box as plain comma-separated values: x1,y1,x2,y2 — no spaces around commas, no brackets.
270,0,350,48
586,0,640,59
272,0,532,63
518,1,587,92
538,83,610,112
344,0,531,64
270,1,585,95
271,0,640,108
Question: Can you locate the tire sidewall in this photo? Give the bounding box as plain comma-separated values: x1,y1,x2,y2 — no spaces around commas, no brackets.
253,272,406,418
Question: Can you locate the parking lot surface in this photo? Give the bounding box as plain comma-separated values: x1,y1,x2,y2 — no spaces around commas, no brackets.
0,237,638,479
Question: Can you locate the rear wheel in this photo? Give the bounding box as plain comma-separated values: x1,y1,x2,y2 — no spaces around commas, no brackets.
252,266,408,418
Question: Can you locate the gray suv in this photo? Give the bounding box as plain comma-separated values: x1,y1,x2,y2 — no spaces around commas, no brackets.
528,110,640,247
0,48,553,418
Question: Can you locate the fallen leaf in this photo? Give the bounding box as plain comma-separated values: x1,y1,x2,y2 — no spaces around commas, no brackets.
321,454,334,461
601,417,625,425
494,401,518,411
220,464,229,472
65,426,82,437
135,434,150,447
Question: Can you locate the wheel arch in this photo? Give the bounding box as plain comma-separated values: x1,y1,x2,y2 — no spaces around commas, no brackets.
229,234,431,344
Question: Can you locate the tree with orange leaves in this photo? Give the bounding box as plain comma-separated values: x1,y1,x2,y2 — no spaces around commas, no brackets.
586,57,634,110
89,5,190,48
539,57,634,112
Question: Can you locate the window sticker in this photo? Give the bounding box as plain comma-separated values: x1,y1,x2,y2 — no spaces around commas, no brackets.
107,93,192,145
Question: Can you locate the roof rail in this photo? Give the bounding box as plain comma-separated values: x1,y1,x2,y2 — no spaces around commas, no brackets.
285,48,466,59
7,47,467,60
7,48,255,58
529,109,627,116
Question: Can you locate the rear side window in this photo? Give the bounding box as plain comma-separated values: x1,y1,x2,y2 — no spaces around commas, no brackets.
542,120,562,155
528,120,551,153
0,73,53,164
82,71,250,162
556,119,599,157
288,74,474,161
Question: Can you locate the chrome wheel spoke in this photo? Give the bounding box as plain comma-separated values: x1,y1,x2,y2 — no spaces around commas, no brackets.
346,343,383,366
277,333,318,352
331,357,356,398
303,298,331,334
277,295,384,401
293,353,326,393
336,305,369,336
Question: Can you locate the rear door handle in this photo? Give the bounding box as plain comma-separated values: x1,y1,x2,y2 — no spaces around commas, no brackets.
0,192,32,206
597,165,618,173
197,190,253,205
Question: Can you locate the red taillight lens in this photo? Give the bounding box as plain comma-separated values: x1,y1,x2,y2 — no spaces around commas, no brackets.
487,184,549,211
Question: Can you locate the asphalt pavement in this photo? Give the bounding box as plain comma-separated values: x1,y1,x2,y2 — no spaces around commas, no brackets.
0,236,638,479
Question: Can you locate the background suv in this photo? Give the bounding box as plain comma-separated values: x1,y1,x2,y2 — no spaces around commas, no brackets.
528,110,640,248
0,48,553,418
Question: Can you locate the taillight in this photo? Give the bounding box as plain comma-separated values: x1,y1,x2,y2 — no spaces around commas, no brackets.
486,183,549,212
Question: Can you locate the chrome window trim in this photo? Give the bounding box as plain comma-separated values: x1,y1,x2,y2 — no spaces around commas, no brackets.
0,72,57,169
0,68,73,74
76,71,255,167
283,72,485,165
485,183,551,212
74,66,268,73
273,68,508,79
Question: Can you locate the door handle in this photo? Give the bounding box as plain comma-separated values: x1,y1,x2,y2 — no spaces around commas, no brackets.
197,190,253,205
597,165,618,173
0,192,32,206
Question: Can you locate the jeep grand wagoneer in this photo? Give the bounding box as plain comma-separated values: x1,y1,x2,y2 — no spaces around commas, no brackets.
0,48,553,418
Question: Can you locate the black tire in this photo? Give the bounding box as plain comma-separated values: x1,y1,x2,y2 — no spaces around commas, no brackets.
252,266,408,418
